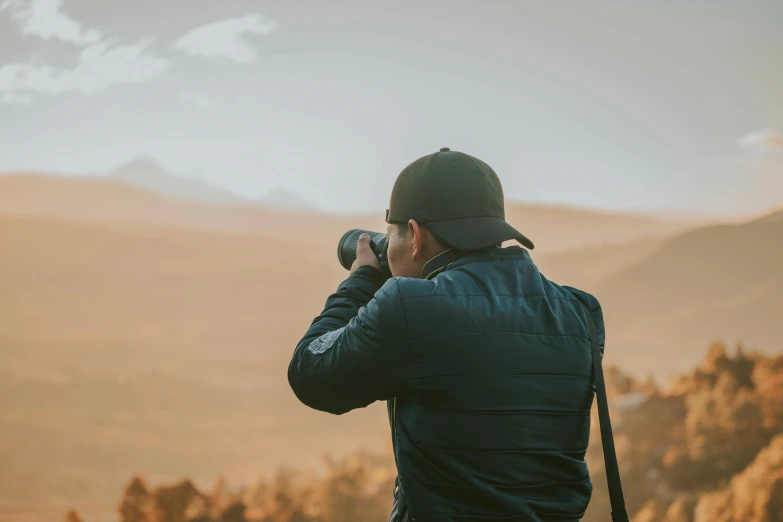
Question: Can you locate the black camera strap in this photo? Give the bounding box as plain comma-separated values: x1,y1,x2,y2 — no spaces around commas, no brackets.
574,296,629,522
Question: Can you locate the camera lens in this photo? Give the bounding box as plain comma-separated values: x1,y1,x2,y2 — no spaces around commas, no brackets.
337,229,387,270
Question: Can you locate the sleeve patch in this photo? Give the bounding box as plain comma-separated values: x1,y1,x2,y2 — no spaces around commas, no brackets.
307,327,346,354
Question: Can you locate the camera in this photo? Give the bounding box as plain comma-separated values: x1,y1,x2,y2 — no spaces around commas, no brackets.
337,229,392,280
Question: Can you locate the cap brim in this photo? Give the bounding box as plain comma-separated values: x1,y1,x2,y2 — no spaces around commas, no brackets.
425,216,534,251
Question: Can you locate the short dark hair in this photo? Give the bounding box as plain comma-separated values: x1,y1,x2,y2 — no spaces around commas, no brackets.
393,223,506,251
394,222,451,250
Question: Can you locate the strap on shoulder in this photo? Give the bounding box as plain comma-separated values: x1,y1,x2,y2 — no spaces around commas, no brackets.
573,295,629,522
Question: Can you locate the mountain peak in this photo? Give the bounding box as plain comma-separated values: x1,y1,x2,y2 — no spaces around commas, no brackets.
257,187,312,212
108,157,170,183
114,156,165,172
754,207,783,224
106,157,244,206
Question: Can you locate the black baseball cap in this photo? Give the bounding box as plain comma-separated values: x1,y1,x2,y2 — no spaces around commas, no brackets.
385,147,534,251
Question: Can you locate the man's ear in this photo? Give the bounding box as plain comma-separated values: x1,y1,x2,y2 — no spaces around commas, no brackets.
408,219,424,261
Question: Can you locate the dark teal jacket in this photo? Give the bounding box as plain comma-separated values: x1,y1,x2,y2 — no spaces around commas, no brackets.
288,245,604,522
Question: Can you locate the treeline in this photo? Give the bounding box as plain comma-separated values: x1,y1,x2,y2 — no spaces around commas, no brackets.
66,449,396,522
583,342,783,522
65,343,783,522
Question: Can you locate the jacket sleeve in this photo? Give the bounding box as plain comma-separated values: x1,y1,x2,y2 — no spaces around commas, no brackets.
563,286,605,358
288,265,408,415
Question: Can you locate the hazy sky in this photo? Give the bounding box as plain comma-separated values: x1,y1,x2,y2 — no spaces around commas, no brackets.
1,0,782,215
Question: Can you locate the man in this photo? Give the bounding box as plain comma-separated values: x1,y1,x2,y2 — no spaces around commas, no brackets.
288,147,604,522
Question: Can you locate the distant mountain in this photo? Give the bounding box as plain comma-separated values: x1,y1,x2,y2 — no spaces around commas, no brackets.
0,214,342,359
504,202,698,252
256,187,312,211
0,173,380,251
754,207,783,224
106,157,246,206
533,213,783,379
535,235,668,289
3,173,778,381
594,218,783,378
0,172,700,253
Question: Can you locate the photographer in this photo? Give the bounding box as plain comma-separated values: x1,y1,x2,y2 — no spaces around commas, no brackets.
288,148,608,522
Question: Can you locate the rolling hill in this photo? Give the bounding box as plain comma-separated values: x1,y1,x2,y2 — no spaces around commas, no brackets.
0,215,344,366
534,235,668,289
595,218,783,377
1,204,778,381
503,203,695,252
0,173,380,249
535,212,783,379
0,205,780,521
0,215,389,520
755,207,783,223
0,172,696,253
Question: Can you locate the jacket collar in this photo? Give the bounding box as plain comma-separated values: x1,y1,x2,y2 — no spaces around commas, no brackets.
421,248,466,279
422,245,530,280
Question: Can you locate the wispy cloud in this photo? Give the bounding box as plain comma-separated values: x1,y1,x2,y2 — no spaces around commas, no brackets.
0,39,168,101
738,128,783,155
709,128,783,168
0,0,170,104
0,5,278,105
698,128,783,215
0,0,101,46
172,13,278,63
0,90,33,105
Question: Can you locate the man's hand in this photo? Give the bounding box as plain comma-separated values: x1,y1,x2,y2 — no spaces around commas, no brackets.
350,233,382,274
